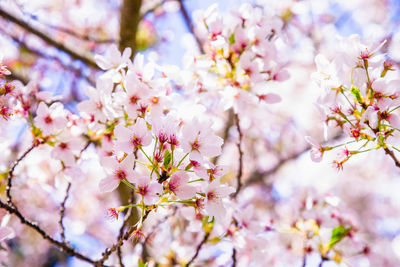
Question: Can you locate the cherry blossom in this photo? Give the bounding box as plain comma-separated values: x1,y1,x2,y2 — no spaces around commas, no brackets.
204,179,235,221
135,176,163,205
99,154,137,192
114,117,152,153
181,118,223,160
168,171,196,200
34,102,67,136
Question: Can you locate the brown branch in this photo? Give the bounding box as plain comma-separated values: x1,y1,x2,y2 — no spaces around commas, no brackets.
116,190,136,267
116,149,139,266
36,21,114,44
244,133,344,187
141,206,177,262
186,231,210,267
178,0,204,54
2,29,95,86
384,147,400,168
95,210,150,266
0,199,96,264
233,114,243,198
139,0,165,21
59,182,71,245
302,253,307,267
231,247,237,267
0,7,100,69
119,0,143,56
6,143,38,206
212,109,234,165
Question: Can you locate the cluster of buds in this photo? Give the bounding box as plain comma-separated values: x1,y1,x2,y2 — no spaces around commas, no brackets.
311,35,400,169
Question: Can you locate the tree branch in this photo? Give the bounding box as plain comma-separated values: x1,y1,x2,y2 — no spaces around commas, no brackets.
0,7,99,69
186,231,210,267
384,147,400,168
178,0,204,54
95,210,150,266
244,133,344,187
119,0,143,56
233,114,243,198
6,142,39,206
2,29,95,86
59,182,71,245
0,199,96,265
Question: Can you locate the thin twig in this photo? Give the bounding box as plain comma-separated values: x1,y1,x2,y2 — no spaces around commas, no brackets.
139,0,165,20
116,190,136,267
1,29,95,86
0,7,99,69
302,253,307,267
96,210,150,266
141,207,177,262
0,199,96,264
178,0,204,54
186,231,210,267
233,114,243,198
30,17,114,44
116,149,138,266
6,143,38,206
384,147,400,168
59,182,71,244
212,109,234,165
231,247,237,267
244,133,344,187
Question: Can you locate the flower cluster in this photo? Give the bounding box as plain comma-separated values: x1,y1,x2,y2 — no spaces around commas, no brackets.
77,45,235,227
174,3,288,115
311,35,400,169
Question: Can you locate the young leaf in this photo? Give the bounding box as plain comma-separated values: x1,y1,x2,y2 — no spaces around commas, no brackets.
350,86,362,103
163,149,171,169
138,259,148,267
329,226,351,248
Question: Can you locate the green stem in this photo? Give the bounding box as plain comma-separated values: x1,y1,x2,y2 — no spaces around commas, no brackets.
389,105,400,114
122,179,136,190
329,140,357,149
341,91,354,108
139,146,152,163
177,153,189,167
188,178,205,183
391,145,400,153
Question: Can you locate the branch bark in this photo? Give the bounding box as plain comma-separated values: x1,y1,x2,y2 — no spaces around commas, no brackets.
0,200,96,265
0,7,99,69
119,0,143,56
178,0,204,54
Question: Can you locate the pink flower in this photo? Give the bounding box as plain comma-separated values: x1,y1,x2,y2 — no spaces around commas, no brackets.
34,102,67,136
204,179,235,221
120,70,150,117
94,44,131,71
305,136,324,162
51,131,84,166
77,78,114,123
151,114,179,145
114,118,152,154
99,154,137,192
168,171,196,200
181,118,223,160
207,164,226,182
135,176,163,205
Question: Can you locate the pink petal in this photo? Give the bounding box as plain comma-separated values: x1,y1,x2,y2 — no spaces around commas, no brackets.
99,176,120,192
